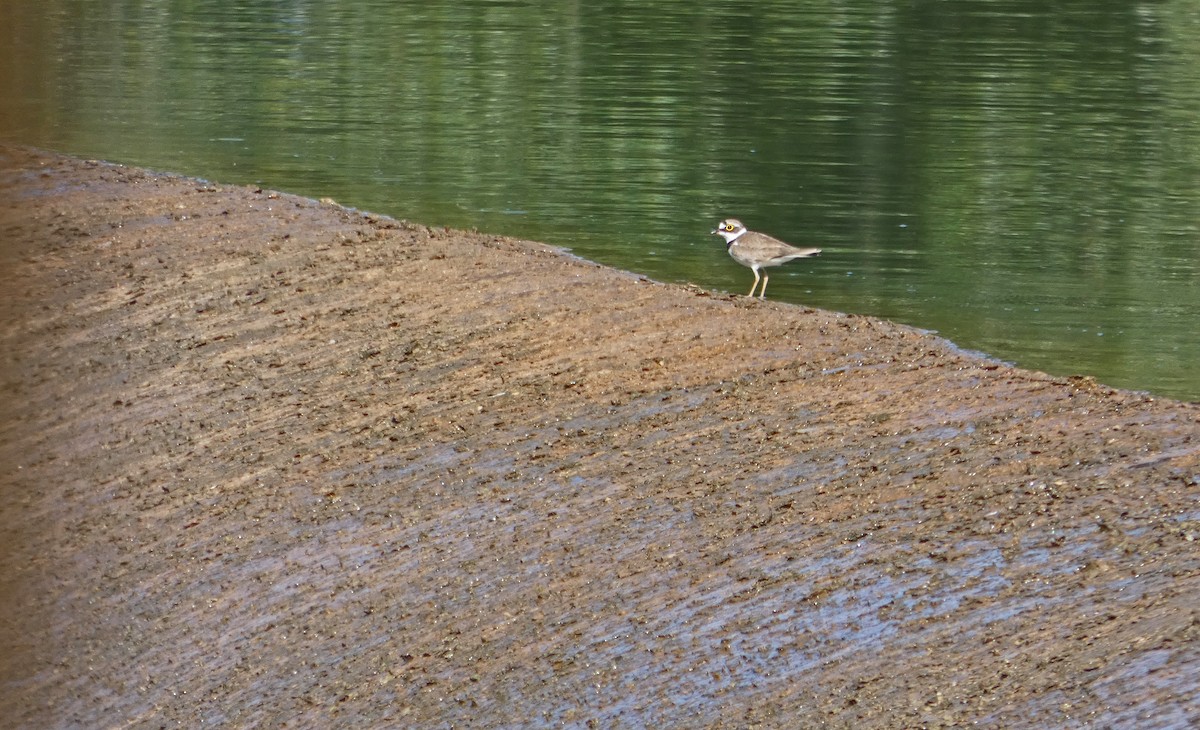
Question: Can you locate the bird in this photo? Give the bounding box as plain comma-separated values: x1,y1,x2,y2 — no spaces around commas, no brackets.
711,218,822,299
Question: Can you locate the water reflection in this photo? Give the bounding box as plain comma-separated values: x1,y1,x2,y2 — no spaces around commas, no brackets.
1,1,1197,398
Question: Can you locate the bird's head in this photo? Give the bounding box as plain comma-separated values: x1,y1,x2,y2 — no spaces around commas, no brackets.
711,218,747,244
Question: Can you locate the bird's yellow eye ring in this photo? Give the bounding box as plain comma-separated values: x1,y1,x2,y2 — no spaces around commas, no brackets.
724,224,735,231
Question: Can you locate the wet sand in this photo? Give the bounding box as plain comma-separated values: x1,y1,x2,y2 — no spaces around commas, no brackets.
1,146,1197,728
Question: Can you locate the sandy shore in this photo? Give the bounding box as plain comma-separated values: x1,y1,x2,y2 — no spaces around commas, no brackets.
1,146,1197,727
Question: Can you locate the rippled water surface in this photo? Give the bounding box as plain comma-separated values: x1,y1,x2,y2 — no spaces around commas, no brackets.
2,1,1198,398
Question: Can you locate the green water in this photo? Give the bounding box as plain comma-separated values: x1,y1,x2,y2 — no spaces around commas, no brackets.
2,2,1198,400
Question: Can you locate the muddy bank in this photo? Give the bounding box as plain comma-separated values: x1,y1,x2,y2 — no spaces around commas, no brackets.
1,146,1197,728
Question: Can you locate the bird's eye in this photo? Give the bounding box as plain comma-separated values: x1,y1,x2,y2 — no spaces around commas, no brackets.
724,224,735,231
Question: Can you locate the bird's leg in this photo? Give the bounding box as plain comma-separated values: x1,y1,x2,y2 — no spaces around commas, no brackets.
759,273,769,299
747,270,761,298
